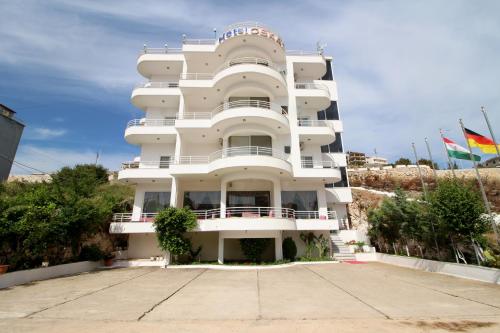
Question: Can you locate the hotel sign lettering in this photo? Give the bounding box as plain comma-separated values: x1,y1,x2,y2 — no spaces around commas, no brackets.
218,27,285,48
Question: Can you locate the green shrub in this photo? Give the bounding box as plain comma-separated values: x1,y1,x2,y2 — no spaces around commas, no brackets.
239,238,270,262
282,237,297,261
154,207,197,258
79,244,104,261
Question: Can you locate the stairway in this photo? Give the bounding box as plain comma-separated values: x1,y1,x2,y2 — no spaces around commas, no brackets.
330,232,356,261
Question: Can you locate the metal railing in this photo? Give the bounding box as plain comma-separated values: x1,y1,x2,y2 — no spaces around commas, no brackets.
301,160,336,169
181,57,284,81
135,81,179,88
113,208,338,222
286,50,323,56
121,146,289,170
295,82,329,94
297,119,333,127
140,47,183,55
177,112,212,120
121,160,171,169
213,100,288,115
182,38,216,45
209,146,288,161
127,118,176,128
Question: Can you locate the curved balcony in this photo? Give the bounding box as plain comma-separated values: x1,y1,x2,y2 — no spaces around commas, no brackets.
176,99,289,134
131,81,180,109
294,158,341,180
137,47,184,78
297,119,335,144
118,160,173,182
295,82,331,109
179,57,287,95
124,118,177,144
110,209,338,233
169,146,292,176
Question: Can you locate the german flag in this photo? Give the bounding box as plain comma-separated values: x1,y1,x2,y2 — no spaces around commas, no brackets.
465,128,500,154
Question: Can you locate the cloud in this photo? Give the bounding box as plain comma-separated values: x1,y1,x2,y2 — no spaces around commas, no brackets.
11,145,131,175
26,127,67,140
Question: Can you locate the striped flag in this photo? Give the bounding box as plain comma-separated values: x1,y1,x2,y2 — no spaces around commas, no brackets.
465,128,500,154
443,137,481,161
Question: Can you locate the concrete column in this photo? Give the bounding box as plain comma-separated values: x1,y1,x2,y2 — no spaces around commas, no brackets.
317,187,328,218
131,188,144,221
286,60,302,172
170,178,178,208
220,180,227,218
218,233,224,264
273,180,282,218
275,231,283,261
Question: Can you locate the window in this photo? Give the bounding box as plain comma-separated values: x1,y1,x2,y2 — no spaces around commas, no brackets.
301,156,313,168
228,136,272,155
143,192,170,213
284,146,291,154
183,192,221,210
227,191,270,207
317,101,339,120
281,191,318,211
159,156,170,168
321,133,344,153
321,59,333,80
334,167,348,187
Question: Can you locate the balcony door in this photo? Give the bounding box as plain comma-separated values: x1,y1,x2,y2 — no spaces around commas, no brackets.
227,191,271,217
228,135,272,156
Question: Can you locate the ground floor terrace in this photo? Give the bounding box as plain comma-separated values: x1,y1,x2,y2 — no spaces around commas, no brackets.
2,263,500,332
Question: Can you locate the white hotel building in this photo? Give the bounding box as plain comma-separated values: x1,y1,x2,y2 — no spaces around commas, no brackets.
111,22,352,263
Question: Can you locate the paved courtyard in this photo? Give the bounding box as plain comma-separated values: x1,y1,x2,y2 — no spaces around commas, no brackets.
1,262,500,332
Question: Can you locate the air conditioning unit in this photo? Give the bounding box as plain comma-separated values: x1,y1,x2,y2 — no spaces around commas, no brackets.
227,182,233,188
218,138,223,147
299,142,304,151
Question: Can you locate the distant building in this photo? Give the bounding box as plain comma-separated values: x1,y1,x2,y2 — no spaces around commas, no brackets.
480,156,500,168
0,104,24,181
366,156,388,167
347,151,367,167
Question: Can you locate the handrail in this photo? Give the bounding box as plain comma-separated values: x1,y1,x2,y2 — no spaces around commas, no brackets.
177,112,213,120
301,159,336,169
127,118,176,128
297,119,333,127
295,82,329,93
208,146,288,162
140,47,183,55
121,160,172,169
183,38,216,45
135,81,179,88
286,50,323,56
213,100,288,115
180,56,285,81
112,208,338,222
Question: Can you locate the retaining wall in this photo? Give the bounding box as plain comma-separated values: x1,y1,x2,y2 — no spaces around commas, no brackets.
0,261,101,289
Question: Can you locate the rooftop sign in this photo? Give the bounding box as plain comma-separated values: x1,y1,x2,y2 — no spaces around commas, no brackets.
218,26,285,48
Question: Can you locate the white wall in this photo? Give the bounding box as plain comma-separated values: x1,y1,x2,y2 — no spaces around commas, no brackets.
128,234,163,258
140,143,175,160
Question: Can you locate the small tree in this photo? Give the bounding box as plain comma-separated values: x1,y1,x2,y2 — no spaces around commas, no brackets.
154,207,197,260
300,232,316,258
394,157,411,166
313,234,330,259
282,237,297,261
239,238,270,262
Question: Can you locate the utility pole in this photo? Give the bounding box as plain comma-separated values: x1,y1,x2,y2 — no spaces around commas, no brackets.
424,137,438,178
439,129,456,178
459,119,499,245
480,106,500,158
412,142,440,255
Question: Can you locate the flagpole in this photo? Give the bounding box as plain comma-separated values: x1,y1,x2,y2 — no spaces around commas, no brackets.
424,137,438,178
412,142,440,255
459,119,499,244
480,106,500,158
439,129,456,178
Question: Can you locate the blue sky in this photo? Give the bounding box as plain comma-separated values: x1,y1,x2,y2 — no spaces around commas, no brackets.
2,0,500,174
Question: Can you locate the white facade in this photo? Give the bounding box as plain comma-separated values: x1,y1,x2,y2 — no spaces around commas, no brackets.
111,22,352,263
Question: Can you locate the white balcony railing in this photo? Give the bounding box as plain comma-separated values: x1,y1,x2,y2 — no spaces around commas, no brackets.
297,120,332,127
121,146,289,170
112,208,337,222
135,81,179,88
178,100,288,120
286,50,323,56
301,160,337,169
295,82,329,93
140,47,183,55
127,119,176,128
180,57,285,81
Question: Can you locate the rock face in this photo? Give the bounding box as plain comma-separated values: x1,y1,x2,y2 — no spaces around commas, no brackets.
348,167,500,212
347,188,386,233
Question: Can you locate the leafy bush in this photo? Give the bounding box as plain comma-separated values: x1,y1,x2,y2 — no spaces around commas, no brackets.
154,207,197,258
239,238,271,262
300,232,316,259
79,244,104,261
282,237,297,261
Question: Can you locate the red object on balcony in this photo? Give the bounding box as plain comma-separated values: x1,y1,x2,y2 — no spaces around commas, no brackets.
319,215,327,220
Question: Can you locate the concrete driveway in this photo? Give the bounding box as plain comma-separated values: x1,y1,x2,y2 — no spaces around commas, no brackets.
1,262,500,332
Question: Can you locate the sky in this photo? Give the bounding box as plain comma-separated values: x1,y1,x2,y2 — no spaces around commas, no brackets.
1,0,500,174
